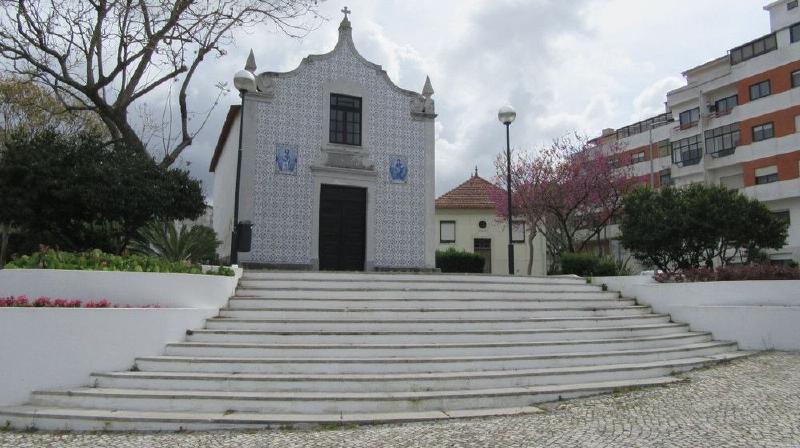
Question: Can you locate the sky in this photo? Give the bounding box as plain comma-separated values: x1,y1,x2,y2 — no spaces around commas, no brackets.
171,0,772,198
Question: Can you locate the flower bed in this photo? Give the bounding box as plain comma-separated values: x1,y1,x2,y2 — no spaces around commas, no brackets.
0,296,161,308
655,265,800,283
4,249,234,276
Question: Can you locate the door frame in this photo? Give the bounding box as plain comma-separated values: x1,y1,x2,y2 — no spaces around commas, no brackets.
318,184,367,271
310,165,377,271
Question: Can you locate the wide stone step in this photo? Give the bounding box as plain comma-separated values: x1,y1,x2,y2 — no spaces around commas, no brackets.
134,341,737,374
185,323,691,344
241,272,587,285
163,332,712,358
92,353,749,393
216,305,652,320
203,314,671,331
0,405,546,432
29,377,681,415
227,297,633,309
237,280,601,293
235,289,615,301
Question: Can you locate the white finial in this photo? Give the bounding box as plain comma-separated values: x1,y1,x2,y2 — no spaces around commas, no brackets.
245,49,257,74
341,6,351,19
422,76,434,98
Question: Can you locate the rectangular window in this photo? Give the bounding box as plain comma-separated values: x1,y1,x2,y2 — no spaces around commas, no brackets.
329,94,362,146
512,221,525,243
679,108,700,129
657,139,671,158
439,221,456,243
790,1,798,10
730,33,778,65
659,169,672,187
792,22,800,43
792,70,800,88
704,123,740,157
631,151,646,164
752,122,775,142
714,95,738,115
749,80,771,101
671,135,703,166
773,210,791,225
720,174,744,190
755,165,779,185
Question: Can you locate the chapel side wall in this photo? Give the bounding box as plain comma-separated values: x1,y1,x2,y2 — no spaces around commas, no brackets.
245,44,430,269
211,117,240,262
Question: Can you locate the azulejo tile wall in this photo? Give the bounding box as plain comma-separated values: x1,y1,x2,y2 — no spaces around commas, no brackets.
249,40,428,268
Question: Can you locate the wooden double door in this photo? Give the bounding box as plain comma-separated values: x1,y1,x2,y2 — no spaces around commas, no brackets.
318,185,367,271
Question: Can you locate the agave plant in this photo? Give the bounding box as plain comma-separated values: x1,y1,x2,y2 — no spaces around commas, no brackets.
131,221,219,263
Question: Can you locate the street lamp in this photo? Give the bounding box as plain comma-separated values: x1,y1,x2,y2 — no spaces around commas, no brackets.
498,105,517,275
230,69,257,265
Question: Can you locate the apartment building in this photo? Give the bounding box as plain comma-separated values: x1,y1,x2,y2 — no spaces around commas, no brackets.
592,0,800,267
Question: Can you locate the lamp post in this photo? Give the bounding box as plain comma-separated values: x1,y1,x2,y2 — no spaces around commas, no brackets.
230,69,257,265
498,105,517,275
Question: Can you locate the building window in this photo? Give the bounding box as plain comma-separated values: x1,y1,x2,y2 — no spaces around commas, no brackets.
631,151,645,164
659,169,672,187
793,22,800,43
439,221,455,243
749,80,771,101
671,135,703,166
679,108,700,129
755,166,779,185
792,70,800,88
329,94,362,146
714,95,738,115
730,33,777,65
790,1,799,9
773,210,791,225
704,123,740,157
657,139,671,158
478,220,487,229
511,221,525,243
752,122,775,142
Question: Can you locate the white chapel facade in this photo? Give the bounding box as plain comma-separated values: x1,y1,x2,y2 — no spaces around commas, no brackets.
210,10,437,271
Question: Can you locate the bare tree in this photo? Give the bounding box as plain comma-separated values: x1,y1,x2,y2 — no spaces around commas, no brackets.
0,0,321,166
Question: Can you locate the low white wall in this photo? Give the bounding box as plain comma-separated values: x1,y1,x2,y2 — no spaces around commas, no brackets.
592,276,800,351
0,308,217,406
0,268,242,308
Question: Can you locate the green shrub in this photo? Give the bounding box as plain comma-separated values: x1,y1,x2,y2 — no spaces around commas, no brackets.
560,252,619,277
5,248,233,276
436,247,485,273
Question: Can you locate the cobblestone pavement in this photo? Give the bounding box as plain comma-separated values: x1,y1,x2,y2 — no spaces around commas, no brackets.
2,352,799,448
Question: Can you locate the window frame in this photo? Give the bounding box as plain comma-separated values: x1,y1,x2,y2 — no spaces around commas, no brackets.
792,70,800,89
328,93,363,146
749,80,771,101
789,0,798,10
671,135,703,166
755,172,779,185
704,123,740,157
679,108,700,129
792,22,800,43
752,122,775,143
511,220,526,244
772,210,791,225
631,151,646,164
730,33,778,65
659,169,672,187
714,95,738,116
439,220,456,244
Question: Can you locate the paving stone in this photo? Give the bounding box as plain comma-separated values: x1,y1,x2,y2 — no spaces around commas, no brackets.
1,352,799,447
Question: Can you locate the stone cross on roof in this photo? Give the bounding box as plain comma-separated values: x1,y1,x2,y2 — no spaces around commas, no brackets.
341,6,351,19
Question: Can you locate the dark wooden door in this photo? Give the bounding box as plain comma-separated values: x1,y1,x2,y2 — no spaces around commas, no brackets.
474,238,492,273
319,185,367,271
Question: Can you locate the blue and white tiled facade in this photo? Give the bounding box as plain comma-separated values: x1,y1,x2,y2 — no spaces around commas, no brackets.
234,16,436,270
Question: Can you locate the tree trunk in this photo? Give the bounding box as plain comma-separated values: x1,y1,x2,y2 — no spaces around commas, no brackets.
526,230,535,275
0,225,10,268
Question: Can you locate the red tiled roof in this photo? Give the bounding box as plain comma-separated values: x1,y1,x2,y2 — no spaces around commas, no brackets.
435,174,504,209
209,105,240,173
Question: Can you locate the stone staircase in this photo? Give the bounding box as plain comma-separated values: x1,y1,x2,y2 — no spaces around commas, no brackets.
0,271,747,431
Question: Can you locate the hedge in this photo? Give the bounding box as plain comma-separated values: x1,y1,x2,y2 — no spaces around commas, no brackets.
559,252,618,277
436,248,485,273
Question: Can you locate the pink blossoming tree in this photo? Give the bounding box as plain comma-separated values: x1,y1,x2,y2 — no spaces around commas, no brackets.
491,134,634,272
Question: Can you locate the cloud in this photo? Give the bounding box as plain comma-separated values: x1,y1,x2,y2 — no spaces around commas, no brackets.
631,77,685,121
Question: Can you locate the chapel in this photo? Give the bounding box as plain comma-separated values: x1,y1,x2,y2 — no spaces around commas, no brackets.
210,8,437,271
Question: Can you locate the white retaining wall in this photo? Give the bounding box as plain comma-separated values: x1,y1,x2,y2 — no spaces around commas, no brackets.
0,268,242,308
592,276,800,351
0,268,243,406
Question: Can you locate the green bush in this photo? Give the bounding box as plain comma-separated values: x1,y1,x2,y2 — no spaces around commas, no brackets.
560,252,618,277
436,247,485,273
5,248,233,276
